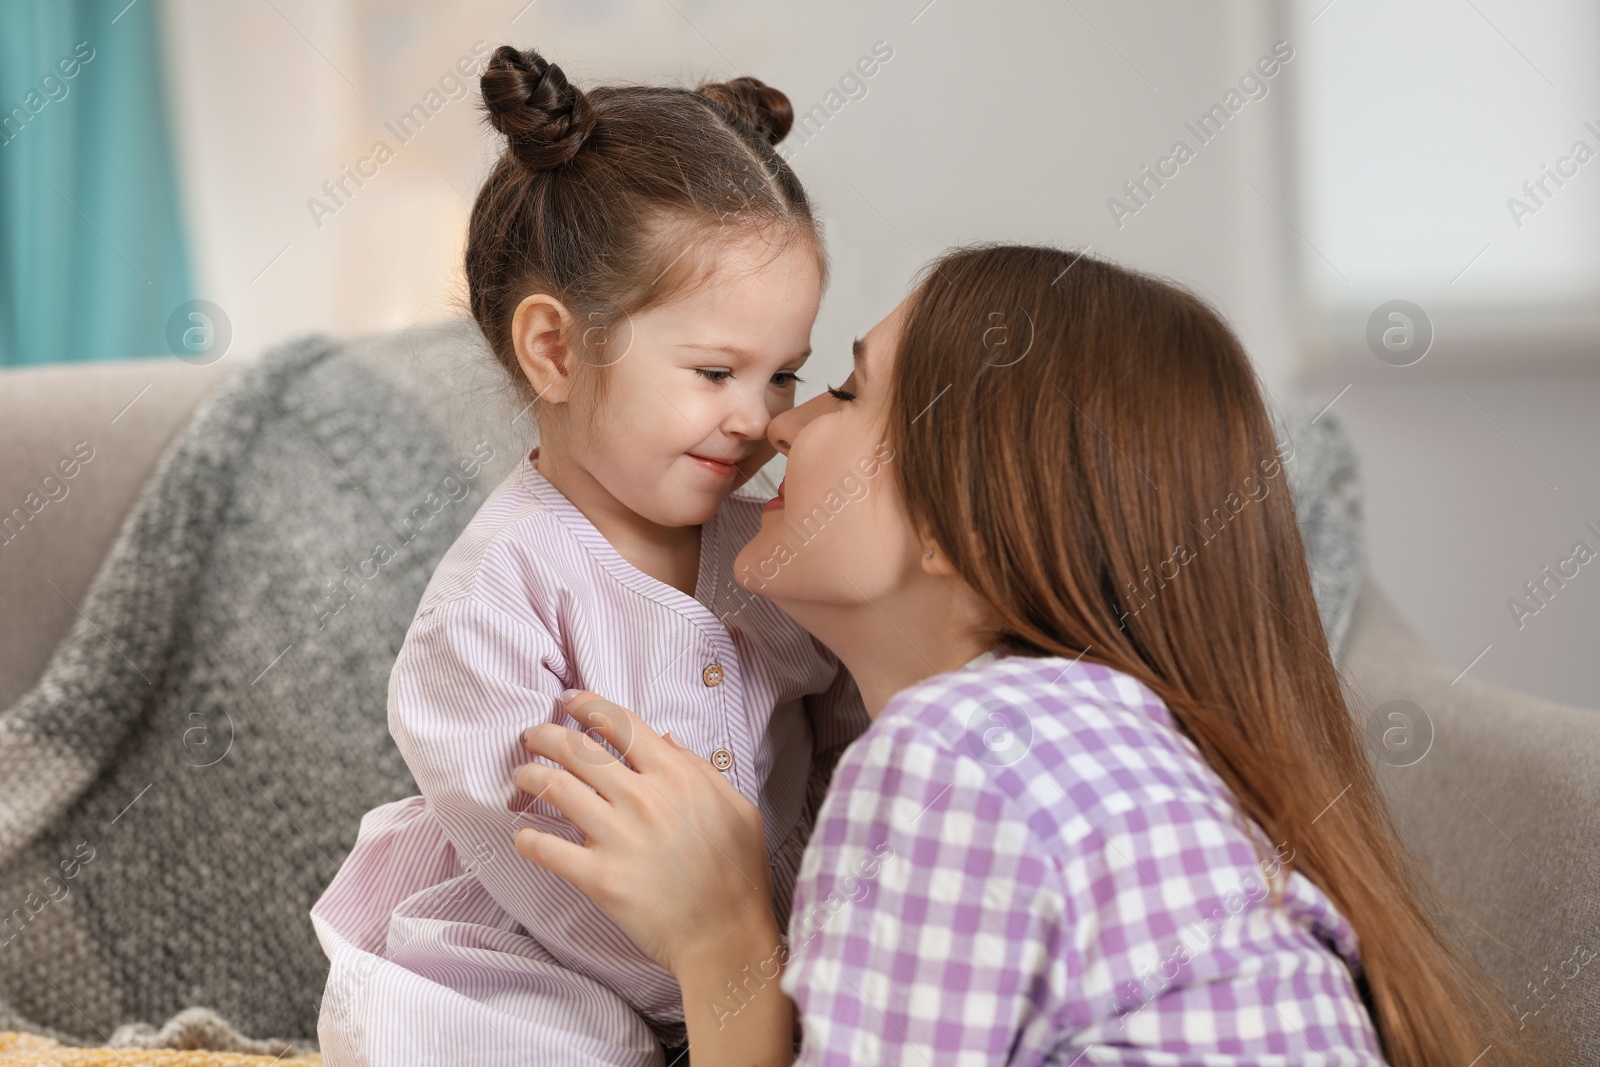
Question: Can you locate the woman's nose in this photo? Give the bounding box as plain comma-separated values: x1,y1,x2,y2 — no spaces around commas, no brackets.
767,392,826,456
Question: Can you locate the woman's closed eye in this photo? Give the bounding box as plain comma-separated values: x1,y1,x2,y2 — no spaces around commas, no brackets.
826,384,856,402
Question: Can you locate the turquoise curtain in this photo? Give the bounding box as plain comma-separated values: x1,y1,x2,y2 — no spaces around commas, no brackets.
0,0,192,366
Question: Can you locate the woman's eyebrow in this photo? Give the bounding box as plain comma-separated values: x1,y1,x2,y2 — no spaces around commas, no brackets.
852,336,868,383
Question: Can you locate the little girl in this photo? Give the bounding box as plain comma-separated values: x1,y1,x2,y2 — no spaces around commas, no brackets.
311,46,867,1066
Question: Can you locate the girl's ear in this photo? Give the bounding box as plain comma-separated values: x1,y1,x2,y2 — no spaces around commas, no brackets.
511,293,577,403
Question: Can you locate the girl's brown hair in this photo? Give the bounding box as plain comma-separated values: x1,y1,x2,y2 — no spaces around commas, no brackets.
888,244,1531,1066
465,46,822,405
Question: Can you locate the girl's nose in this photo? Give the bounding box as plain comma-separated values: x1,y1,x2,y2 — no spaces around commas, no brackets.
726,383,777,442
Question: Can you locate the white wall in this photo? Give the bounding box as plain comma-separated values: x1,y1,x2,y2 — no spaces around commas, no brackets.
1295,0,1600,373
158,0,1305,394
156,0,1599,708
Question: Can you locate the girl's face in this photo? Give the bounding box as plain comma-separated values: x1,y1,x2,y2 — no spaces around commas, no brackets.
734,296,925,604
541,233,823,529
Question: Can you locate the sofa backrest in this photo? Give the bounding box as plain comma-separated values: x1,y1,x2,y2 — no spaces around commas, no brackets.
0,356,237,708
1341,577,1600,1064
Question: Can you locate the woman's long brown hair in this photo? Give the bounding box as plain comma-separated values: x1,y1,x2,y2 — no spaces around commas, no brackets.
887,244,1530,1065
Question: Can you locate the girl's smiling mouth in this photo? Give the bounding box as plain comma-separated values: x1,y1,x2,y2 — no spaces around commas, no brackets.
687,452,737,477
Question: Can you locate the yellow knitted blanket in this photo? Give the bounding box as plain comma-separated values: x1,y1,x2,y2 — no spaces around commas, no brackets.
0,1034,320,1066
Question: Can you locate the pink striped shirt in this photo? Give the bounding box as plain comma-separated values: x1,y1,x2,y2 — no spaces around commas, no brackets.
311,451,868,1064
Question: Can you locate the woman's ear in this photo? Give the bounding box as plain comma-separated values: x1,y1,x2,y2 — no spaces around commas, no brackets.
918,538,959,577
511,294,577,403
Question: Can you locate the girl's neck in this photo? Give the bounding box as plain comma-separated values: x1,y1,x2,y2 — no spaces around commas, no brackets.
533,448,704,597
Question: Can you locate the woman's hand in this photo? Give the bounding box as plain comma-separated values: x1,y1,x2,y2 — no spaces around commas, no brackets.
512,691,781,979
515,693,798,1064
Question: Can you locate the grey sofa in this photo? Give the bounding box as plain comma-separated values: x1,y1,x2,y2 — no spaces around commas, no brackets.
1,327,1595,1062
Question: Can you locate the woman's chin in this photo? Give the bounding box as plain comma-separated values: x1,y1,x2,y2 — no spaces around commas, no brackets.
733,536,787,597
732,542,763,581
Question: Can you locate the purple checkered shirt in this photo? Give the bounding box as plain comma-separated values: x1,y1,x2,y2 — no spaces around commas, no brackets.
778,651,1386,1065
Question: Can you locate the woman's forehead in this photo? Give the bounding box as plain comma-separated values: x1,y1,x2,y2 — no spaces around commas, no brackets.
858,294,912,375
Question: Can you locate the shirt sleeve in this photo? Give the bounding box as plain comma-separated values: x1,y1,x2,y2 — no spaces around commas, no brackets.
311,798,664,1067
1047,798,1385,1062
384,593,686,1030
779,716,1069,1067
388,595,571,867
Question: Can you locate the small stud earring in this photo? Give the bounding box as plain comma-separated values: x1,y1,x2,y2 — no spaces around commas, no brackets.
924,549,935,558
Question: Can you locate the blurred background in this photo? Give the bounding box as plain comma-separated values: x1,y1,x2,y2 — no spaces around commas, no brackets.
2,0,1597,706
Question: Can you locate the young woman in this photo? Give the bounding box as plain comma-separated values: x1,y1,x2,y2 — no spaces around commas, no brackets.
512,246,1528,1065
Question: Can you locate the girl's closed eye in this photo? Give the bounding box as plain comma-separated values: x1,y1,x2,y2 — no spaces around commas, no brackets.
694,368,808,387
826,384,856,402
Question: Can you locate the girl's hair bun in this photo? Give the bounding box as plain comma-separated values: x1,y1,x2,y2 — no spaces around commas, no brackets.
696,76,794,146
480,45,596,171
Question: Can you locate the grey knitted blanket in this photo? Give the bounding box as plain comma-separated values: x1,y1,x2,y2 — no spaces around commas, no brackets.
1278,403,1365,655
0,325,1363,1052
0,334,498,1051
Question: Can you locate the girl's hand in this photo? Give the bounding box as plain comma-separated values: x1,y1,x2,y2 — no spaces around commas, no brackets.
512,691,781,978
